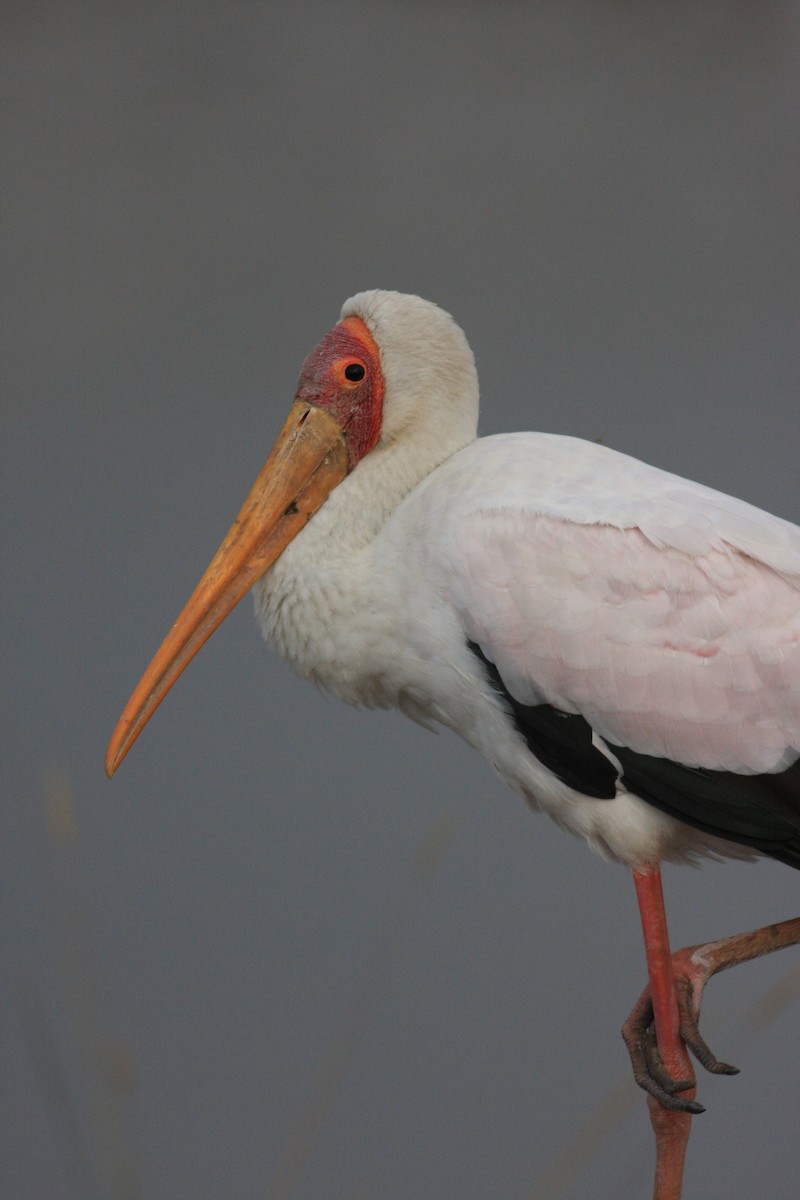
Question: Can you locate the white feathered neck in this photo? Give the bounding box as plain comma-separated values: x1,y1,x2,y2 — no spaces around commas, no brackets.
252,291,480,693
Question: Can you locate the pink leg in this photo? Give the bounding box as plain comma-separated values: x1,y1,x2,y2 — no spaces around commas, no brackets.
624,914,800,1104
624,869,800,1200
631,864,696,1200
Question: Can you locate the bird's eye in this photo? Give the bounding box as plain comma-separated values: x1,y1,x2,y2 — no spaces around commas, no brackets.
343,361,366,383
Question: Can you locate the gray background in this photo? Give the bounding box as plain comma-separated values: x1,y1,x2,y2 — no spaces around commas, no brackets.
3,3,800,1198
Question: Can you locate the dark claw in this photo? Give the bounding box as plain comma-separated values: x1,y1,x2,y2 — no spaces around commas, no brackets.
623,1015,705,1113
643,1029,705,1113
682,1029,739,1076
621,974,737,1114
644,1046,693,1094
630,1049,705,1113
673,976,739,1076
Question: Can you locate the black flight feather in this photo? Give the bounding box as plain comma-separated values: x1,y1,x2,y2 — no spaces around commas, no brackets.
468,641,800,870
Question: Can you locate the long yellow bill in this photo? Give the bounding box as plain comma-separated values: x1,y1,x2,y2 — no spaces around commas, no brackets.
105,399,348,777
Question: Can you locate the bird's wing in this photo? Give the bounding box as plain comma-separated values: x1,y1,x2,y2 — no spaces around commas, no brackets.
427,434,800,778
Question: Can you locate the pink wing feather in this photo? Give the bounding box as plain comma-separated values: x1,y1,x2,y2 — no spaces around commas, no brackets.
429,434,800,775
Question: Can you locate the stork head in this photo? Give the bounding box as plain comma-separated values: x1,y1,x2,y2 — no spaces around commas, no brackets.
105,290,478,776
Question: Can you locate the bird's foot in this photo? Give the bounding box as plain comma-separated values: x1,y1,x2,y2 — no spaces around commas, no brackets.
622,944,739,1114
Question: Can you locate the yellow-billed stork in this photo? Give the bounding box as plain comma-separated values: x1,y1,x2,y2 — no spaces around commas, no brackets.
106,291,800,1122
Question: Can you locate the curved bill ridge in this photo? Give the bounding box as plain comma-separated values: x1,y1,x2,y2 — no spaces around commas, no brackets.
105,400,348,777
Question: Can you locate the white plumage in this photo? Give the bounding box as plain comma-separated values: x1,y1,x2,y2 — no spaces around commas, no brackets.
249,290,800,867
106,287,800,1115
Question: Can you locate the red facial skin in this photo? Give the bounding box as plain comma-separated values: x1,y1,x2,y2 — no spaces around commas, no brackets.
294,316,384,471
